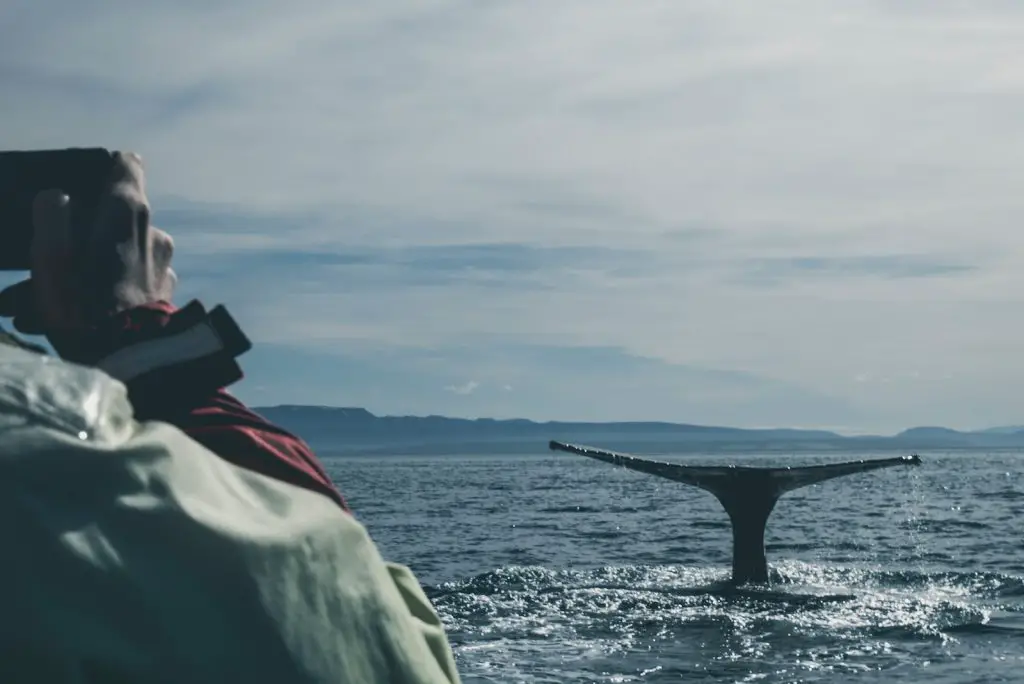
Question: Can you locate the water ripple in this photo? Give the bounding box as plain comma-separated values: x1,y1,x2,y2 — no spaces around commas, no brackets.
330,450,1024,683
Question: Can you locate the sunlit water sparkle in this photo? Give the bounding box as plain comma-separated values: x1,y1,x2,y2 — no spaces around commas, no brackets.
326,451,1024,683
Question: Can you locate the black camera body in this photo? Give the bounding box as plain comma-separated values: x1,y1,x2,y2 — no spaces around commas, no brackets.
0,148,117,270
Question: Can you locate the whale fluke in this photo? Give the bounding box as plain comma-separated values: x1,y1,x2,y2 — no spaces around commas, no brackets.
548,440,921,585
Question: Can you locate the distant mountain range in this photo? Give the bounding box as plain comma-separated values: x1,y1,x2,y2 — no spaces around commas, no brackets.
251,405,1024,455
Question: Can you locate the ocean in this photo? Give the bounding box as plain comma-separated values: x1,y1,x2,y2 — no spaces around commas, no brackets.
323,451,1024,683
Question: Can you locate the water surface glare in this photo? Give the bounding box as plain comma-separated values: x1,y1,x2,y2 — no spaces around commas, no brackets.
326,451,1024,683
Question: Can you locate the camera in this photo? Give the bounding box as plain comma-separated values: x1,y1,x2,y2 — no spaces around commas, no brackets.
0,148,117,270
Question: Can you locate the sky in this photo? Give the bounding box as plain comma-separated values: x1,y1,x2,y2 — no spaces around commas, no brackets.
3,1,1024,432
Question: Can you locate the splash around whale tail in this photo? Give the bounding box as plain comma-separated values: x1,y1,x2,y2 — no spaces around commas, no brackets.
547,441,921,585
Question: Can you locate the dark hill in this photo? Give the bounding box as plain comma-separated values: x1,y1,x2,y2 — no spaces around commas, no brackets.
251,405,1024,456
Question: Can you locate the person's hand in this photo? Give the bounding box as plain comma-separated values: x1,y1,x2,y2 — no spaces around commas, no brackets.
0,152,176,362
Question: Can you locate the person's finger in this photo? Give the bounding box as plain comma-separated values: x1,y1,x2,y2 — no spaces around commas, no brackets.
0,189,72,333
84,154,161,313
90,152,149,250
30,189,79,331
151,227,174,271
108,151,146,189
30,189,72,256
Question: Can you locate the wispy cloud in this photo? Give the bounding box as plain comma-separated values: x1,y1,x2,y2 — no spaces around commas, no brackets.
444,381,480,396
740,254,977,285
233,340,867,427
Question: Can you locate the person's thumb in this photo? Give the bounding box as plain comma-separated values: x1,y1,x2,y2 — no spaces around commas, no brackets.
31,189,86,332
0,190,78,335
31,189,73,262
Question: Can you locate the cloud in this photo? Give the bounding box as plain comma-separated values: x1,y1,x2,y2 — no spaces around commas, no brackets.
739,254,977,286
5,1,1024,431
231,340,867,428
444,381,480,396
183,242,649,278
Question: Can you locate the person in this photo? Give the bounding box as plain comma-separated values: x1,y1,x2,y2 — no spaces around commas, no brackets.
0,152,462,683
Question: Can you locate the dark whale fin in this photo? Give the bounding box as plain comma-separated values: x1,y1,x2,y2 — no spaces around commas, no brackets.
548,441,921,585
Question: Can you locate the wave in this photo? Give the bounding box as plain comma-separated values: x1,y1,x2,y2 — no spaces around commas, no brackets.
428,562,1024,640
427,562,1024,682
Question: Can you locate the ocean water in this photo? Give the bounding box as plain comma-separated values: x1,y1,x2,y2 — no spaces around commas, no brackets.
324,451,1024,683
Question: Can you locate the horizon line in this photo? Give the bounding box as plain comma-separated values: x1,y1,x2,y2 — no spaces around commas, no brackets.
251,403,1018,438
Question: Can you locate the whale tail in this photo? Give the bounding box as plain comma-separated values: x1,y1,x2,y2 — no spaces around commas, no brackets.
548,441,921,584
